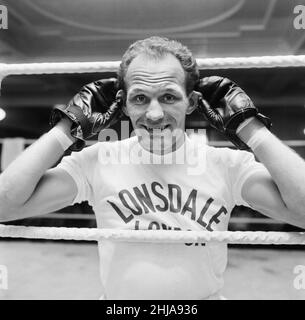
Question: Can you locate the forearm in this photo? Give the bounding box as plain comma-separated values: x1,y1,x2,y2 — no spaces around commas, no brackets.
0,118,75,208
238,119,305,215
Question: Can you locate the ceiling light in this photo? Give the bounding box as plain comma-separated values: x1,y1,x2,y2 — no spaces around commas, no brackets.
0,108,6,121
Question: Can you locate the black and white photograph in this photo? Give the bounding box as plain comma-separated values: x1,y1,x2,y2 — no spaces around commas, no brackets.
0,0,305,302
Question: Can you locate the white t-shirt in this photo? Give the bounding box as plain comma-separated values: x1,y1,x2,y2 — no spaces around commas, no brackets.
57,135,268,299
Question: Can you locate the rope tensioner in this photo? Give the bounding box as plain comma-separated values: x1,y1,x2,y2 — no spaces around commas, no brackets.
0,55,305,82
0,225,305,245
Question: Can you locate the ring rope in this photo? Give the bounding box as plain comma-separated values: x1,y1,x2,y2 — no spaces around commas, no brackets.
0,55,305,80
0,225,305,245
1,138,305,148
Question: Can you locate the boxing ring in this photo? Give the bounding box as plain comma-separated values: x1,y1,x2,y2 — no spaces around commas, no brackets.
0,55,305,299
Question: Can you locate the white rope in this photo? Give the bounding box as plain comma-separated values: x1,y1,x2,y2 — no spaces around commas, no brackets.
198,55,305,69
0,55,305,80
0,225,305,245
0,138,304,148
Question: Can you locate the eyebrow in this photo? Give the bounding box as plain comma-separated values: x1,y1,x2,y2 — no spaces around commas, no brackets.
128,86,183,96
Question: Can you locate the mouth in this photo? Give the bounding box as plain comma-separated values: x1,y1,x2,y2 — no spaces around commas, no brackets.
141,124,171,133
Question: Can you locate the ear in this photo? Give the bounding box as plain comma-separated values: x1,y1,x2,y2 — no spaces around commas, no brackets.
186,91,201,115
116,90,128,116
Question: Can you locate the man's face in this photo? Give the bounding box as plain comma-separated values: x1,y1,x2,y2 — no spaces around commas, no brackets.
123,53,195,154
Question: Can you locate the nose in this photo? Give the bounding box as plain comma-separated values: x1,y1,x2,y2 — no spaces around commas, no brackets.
145,99,164,122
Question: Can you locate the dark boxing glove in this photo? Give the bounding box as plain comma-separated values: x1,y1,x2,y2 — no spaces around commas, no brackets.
50,78,123,151
195,76,271,149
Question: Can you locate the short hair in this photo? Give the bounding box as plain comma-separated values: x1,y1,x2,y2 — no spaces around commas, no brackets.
117,36,199,95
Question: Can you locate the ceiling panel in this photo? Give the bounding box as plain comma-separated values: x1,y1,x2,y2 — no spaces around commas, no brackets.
0,0,303,62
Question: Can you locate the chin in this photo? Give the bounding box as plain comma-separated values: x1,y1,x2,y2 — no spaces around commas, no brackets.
139,131,182,154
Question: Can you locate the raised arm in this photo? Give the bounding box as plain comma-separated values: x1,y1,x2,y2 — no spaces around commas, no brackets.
0,118,77,221
238,118,305,226
0,78,123,222
196,76,305,227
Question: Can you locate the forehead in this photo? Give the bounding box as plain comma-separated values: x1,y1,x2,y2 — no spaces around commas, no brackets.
125,53,186,91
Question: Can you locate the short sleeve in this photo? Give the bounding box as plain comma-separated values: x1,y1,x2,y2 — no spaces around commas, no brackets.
56,144,99,205
228,150,269,207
